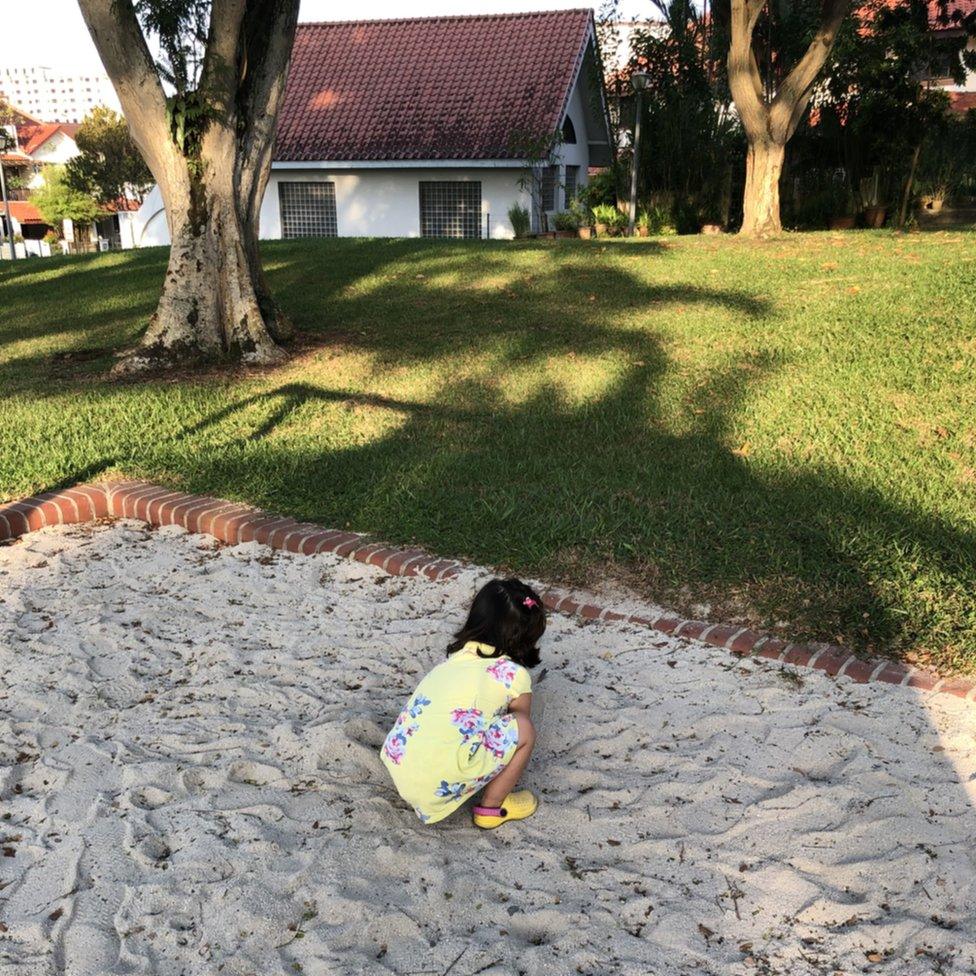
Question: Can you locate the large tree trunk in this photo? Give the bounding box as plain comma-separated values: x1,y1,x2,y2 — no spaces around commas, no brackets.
729,0,851,238
740,140,786,237
132,165,288,370
78,0,300,372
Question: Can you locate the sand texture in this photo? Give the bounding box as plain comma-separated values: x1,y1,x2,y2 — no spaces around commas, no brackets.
1,521,975,976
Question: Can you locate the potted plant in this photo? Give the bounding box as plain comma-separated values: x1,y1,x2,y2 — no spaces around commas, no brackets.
591,203,618,237
859,172,886,228
508,203,531,240
566,197,592,239
552,210,579,238
863,203,887,228
635,210,652,237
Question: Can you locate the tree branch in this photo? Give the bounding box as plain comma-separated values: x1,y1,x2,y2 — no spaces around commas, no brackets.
235,0,301,228
200,0,248,115
769,0,851,138
728,0,770,140
77,0,174,181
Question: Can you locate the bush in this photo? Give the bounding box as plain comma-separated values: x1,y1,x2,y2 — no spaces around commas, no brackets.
637,205,677,235
576,169,617,211
593,203,626,231
552,210,579,231
589,208,627,236
508,203,531,239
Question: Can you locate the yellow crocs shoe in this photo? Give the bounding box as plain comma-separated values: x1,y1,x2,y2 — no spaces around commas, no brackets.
473,790,538,829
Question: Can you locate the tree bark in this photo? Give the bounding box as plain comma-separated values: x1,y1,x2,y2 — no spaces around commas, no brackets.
77,0,300,372
729,0,851,237
740,140,786,236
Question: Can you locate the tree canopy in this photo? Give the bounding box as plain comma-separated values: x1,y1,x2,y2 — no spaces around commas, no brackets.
32,165,102,229
66,107,154,205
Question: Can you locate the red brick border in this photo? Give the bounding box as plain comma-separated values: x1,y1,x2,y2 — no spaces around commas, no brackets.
2,479,974,703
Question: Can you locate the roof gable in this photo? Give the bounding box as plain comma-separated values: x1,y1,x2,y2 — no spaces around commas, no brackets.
275,9,601,162
17,122,79,156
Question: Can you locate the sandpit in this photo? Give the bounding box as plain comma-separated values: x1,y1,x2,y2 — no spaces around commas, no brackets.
1,521,975,976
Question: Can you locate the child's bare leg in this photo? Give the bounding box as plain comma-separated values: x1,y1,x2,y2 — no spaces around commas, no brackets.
480,716,535,808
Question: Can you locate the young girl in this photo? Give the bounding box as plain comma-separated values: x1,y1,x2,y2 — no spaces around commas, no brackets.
380,577,544,829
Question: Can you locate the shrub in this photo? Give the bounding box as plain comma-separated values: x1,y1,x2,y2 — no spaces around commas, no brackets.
592,205,627,235
576,169,617,211
552,210,579,231
508,203,531,239
591,203,619,226
637,205,677,235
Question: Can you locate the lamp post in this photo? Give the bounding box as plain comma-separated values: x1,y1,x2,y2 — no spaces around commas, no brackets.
0,128,16,261
628,71,651,237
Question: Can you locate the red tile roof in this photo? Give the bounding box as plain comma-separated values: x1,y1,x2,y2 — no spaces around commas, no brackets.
276,9,595,162
4,201,46,225
929,0,976,27
16,122,79,156
950,91,976,112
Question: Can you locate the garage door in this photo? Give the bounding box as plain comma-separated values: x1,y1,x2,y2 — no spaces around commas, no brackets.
419,181,482,239
278,182,338,238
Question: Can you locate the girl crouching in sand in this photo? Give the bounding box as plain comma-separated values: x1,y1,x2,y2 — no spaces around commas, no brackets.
380,578,544,828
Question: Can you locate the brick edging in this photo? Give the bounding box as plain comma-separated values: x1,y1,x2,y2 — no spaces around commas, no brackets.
2,480,974,703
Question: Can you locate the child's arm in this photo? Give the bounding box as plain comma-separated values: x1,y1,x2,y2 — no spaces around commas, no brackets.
509,692,532,718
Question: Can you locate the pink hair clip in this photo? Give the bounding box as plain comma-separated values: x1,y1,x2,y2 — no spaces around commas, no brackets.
523,597,538,608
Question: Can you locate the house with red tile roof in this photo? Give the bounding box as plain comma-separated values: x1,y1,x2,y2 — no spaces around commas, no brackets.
134,9,612,245
926,0,976,111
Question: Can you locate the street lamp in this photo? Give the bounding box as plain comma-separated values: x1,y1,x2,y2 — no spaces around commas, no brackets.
0,128,16,261
628,71,651,237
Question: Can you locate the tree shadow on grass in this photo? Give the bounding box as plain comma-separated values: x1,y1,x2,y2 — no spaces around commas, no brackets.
7,240,975,665
168,257,974,665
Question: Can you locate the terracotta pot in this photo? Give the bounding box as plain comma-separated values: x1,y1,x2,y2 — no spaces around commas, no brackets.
921,195,944,214
700,223,723,235
637,226,650,237
594,222,609,237
578,226,593,240
829,215,856,230
863,205,887,228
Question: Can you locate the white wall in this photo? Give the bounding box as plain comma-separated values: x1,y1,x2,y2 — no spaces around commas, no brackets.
131,165,536,246
31,131,79,165
556,78,594,174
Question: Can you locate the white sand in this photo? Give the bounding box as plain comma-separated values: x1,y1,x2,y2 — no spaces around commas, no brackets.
1,522,975,976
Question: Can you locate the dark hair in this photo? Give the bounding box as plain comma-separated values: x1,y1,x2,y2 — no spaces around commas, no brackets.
446,578,546,668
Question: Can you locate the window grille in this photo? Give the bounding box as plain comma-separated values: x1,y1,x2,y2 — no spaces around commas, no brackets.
278,181,338,238
419,181,482,239
564,166,579,207
540,165,559,213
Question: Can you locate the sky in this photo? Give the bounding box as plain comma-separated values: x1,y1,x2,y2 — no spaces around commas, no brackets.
7,0,648,74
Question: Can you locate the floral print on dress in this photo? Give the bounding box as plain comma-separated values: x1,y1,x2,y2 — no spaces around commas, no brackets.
464,767,503,797
434,780,466,801
450,707,484,746
382,694,431,766
485,659,520,689
481,715,519,759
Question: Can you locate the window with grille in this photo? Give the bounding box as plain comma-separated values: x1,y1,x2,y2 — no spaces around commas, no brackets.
540,165,559,213
418,181,482,239
278,181,338,238
564,166,579,207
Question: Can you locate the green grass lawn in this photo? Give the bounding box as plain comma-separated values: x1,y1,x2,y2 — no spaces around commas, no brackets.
2,232,975,671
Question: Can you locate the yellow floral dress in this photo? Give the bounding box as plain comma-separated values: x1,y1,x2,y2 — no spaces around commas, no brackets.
380,641,532,823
